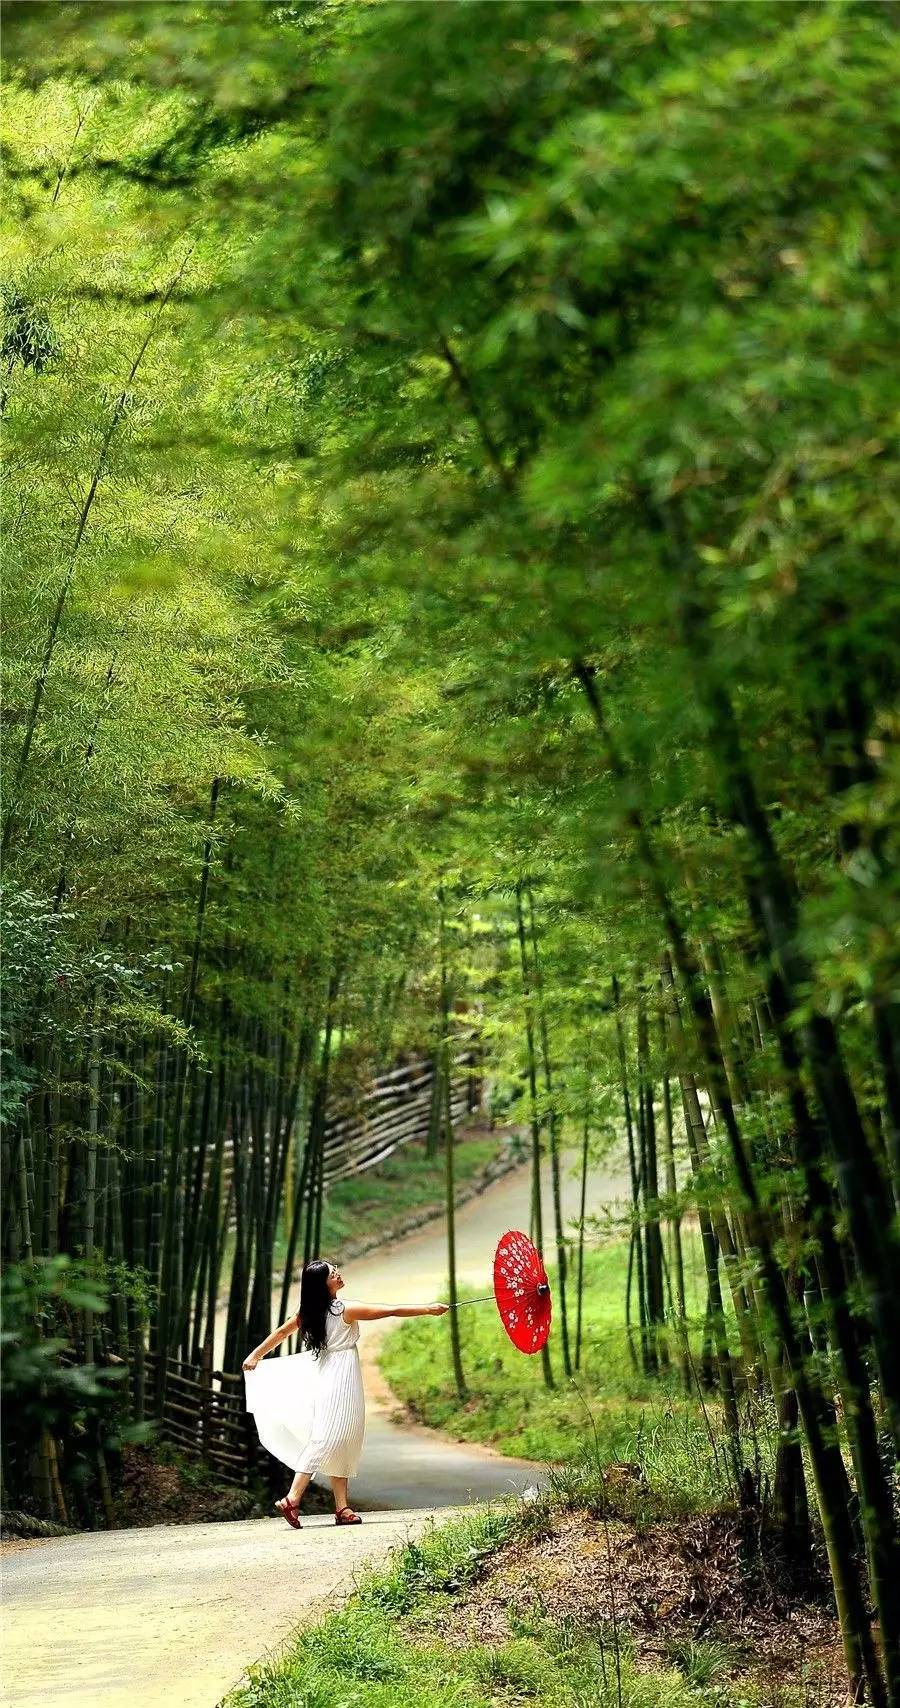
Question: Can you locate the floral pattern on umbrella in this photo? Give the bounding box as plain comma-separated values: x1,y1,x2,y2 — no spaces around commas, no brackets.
493,1229,552,1354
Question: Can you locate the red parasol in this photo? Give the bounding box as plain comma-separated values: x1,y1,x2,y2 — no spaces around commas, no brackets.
492,1229,552,1354
452,1229,552,1356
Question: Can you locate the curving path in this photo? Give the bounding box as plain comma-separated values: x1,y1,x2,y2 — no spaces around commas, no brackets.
340,1140,630,1508
2,1147,629,1708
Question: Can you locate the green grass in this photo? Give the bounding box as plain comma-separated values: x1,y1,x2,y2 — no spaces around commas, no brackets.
227,1496,789,1708
381,1234,756,1511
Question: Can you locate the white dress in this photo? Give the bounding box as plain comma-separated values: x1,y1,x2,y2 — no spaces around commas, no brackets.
244,1298,365,1479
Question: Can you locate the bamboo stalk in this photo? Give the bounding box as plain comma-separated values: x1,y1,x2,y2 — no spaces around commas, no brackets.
515,884,554,1391
526,887,572,1378
439,889,467,1403
658,1005,689,1391
83,1021,101,1364
613,977,649,1376
159,778,219,1372
637,988,665,1371
574,1107,590,1371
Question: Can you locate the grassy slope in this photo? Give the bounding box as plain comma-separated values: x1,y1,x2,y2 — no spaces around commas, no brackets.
227,1493,810,1708
380,1233,754,1509
319,1127,508,1258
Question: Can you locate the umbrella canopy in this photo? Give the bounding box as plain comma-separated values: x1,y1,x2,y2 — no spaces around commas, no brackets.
493,1229,552,1354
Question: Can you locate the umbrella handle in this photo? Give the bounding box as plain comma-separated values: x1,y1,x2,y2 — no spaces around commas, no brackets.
450,1283,550,1308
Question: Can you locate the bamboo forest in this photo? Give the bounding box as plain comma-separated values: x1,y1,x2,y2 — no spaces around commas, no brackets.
2,5,899,1708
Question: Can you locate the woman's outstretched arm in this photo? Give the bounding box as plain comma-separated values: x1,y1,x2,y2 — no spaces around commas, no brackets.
242,1311,301,1370
343,1302,449,1323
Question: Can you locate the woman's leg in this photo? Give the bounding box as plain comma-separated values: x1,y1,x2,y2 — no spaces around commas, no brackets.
288,1468,313,1505
331,1475,349,1513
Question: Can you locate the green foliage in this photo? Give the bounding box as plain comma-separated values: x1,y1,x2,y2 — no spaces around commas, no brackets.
2,20,898,1690
360,1506,521,1617
0,1256,152,1510
666,1640,736,1692
1,1254,117,1410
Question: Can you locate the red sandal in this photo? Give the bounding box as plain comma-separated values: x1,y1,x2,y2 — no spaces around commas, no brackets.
335,1506,362,1525
275,1497,302,1529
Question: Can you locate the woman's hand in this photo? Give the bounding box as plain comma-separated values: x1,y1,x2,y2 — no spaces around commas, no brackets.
427,1303,450,1316
242,1353,261,1371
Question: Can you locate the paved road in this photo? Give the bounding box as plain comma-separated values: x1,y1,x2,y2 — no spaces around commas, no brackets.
0,1510,445,1708
2,1147,629,1707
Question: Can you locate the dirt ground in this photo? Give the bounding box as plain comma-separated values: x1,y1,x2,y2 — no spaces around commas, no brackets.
112,1441,334,1527
431,1506,847,1708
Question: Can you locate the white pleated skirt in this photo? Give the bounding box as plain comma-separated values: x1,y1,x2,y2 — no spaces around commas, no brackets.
244,1346,366,1479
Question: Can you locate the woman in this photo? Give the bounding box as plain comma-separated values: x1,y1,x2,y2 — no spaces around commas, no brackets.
242,1258,448,1527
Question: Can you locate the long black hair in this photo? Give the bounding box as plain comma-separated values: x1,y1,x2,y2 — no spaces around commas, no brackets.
297,1259,338,1358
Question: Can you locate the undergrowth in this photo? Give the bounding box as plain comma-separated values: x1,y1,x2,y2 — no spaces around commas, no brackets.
228,1486,820,1708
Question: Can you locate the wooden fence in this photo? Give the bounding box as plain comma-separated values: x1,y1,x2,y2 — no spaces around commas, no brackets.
220,1046,481,1227
321,1046,480,1183
153,1047,482,1484
142,1351,252,1486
